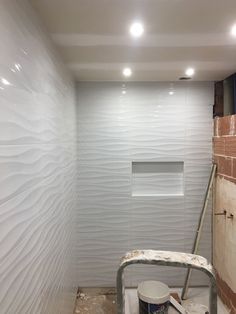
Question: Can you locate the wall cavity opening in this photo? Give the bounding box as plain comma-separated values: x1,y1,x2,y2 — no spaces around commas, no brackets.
132,161,184,197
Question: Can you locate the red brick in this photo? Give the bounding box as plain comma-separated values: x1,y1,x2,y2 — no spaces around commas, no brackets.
216,115,236,136
218,174,236,184
213,137,225,155
232,159,236,179
230,306,236,314
216,272,236,313
219,115,232,136
225,175,236,184
215,155,232,176
225,136,236,157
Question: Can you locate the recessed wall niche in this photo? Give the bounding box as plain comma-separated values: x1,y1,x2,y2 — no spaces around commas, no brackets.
132,161,184,197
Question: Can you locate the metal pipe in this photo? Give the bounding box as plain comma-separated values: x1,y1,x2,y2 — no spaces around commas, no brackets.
181,163,217,300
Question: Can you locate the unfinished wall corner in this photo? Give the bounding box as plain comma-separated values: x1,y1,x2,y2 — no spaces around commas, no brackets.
213,114,236,314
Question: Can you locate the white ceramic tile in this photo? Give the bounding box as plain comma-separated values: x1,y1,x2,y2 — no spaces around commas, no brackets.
0,1,77,313
76,81,214,287
132,173,184,196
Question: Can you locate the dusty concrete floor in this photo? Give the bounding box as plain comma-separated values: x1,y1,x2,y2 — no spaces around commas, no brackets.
74,287,229,314
74,288,116,314
73,288,201,314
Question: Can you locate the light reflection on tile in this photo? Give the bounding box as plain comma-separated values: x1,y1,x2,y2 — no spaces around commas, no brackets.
0,1,77,313
76,82,214,287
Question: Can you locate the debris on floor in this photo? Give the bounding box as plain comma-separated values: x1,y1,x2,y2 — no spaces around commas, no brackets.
182,300,209,314
74,288,116,314
74,288,225,314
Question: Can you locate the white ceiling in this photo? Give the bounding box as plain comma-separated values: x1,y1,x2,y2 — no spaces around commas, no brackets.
31,0,236,81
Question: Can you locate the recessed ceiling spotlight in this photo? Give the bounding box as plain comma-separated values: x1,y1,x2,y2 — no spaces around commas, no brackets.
169,91,174,95
185,67,195,77
123,67,132,77
130,22,144,38
231,24,236,36
122,90,126,95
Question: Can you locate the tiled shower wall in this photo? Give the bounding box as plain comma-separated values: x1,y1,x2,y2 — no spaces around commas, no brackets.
77,82,214,287
0,1,77,313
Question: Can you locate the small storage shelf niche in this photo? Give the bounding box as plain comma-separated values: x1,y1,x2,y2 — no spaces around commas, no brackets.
132,161,184,197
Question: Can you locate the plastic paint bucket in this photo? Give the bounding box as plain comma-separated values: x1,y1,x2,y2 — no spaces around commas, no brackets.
137,281,170,314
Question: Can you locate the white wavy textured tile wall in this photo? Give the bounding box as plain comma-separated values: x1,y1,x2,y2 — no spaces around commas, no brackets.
76,82,214,287
0,1,77,313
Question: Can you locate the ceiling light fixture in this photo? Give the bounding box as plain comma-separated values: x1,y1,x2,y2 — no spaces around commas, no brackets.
185,68,195,77
130,22,144,38
123,68,132,77
169,91,174,95
231,24,236,36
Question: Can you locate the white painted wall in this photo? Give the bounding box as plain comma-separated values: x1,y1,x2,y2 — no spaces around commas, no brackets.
76,82,214,287
0,0,77,313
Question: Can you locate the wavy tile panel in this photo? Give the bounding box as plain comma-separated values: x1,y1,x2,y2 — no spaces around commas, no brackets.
0,1,77,313
76,82,214,287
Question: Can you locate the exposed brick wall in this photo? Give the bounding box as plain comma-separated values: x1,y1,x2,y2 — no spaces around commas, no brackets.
216,272,236,314
214,115,236,183
213,114,236,314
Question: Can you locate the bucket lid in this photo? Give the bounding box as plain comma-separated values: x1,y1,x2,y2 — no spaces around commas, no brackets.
137,281,170,304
